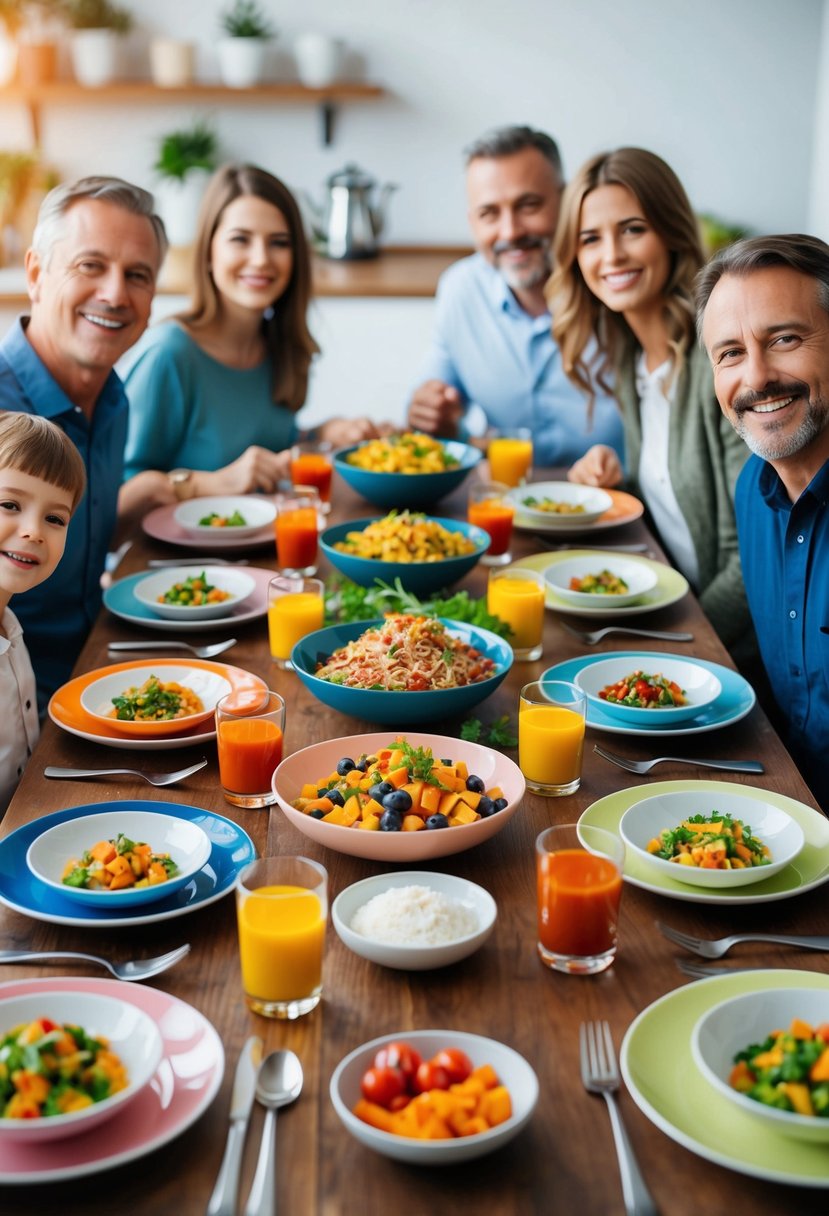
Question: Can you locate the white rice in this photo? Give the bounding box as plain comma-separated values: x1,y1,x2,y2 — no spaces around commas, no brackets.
351,884,479,946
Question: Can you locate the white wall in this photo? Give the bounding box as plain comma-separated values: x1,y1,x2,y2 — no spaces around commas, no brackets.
2,0,824,242
809,0,829,240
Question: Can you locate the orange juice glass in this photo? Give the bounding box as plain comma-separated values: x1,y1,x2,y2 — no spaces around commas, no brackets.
468,480,515,566
487,567,545,660
487,428,533,487
216,688,285,808
519,679,586,795
236,856,327,1018
268,575,325,670
290,439,334,511
275,489,320,575
536,824,624,974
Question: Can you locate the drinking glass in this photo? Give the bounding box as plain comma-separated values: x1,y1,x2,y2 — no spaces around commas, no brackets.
268,575,324,670
536,824,624,975
519,679,586,795
275,488,320,575
216,688,285,808
236,856,328,1018
487,567,545,660
289,439,334,512
468,480,515,566
487,428,533,487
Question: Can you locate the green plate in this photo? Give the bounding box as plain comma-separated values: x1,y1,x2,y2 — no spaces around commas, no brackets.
579,780,829,905
621,969,829,1186
512,549,689,618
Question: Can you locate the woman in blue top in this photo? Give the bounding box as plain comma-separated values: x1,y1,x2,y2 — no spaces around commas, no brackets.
119,163,381,519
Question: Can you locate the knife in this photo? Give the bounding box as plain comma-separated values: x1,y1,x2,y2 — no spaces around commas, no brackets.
206,1035,263,1216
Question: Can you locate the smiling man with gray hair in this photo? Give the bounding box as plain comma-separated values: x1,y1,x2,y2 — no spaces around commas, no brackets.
406,125,623,464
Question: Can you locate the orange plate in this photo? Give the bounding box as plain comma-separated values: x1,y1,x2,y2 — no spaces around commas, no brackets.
514,488,644,535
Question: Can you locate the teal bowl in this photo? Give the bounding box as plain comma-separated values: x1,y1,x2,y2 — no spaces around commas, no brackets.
333,440,483,510
291,618,512,725
320,517,490,595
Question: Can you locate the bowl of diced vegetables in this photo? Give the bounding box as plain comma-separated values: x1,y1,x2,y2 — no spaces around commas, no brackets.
573,654,721,725
173,495,277,538
132,566,257,620
618,789,804,888
26,808,213,907
333,434,482,510
508,481,612,528
0,991,163,1141
79,663,231,737
543,555,658,609
692,989,829,1141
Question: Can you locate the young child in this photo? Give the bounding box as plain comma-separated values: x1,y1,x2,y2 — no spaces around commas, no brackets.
0,413,87,814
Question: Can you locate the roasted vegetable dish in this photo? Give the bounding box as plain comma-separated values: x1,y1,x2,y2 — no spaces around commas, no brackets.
569,569,629,595
730,1016,829,1117
646,812,771,869
110,675,205,721
0,1018,128,1119
158,572,232,606
62,833,179,891
333,511,477,563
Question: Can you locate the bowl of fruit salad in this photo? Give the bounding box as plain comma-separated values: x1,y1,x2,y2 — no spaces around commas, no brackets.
173,495,277,538
272,731,525,861
573,654,721,725
133,566,256,621
543,555,658,608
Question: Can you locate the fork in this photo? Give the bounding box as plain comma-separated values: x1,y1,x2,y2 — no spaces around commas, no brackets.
0,943,190,982
579,1021,659,1216
657,920,829,959
147,558,249,568
675,958,766,979
44,759,208,787
108,639,237,659
593,744,764,775
561,622,693,645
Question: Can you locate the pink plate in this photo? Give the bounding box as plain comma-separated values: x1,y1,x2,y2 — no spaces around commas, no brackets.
143,503,275,551
0,976,224,1185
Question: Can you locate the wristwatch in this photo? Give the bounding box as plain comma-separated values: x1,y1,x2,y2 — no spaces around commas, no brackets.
168,468,194,501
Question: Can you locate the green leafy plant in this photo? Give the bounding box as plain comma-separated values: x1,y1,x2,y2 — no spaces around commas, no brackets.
220,0,274,38
323,575,513,640
460,715,518,748
64,0,132,31
154,120,218,182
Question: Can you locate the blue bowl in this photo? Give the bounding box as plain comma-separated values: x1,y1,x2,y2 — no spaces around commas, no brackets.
333,440,483,510
320,516,490,595
291,617,512,725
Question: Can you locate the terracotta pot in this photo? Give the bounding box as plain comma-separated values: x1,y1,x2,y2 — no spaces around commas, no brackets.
17,42,57,87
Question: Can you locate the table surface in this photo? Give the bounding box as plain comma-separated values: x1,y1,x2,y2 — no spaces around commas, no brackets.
1,475,826,1216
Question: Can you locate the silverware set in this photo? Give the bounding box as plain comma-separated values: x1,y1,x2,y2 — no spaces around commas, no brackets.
593,744,764,776
657,920,829,959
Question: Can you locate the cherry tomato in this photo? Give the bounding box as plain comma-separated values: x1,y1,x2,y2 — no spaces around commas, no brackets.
373,1041,422,1087
360,1065,406,1108
431,1047,473,1085
414,1061,451,1093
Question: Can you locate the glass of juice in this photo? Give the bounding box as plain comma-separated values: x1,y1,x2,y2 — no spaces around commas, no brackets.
487,567,545,660
268,574,325,670
487,428,533,487
519,679,586,795
216,688,286,808
289,439,334,512
536,824,624,975
275,489,320,576
236,856,328,1019
468,480,515,566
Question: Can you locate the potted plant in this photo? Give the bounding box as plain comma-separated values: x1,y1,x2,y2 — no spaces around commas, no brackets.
153,119,218,247
0,150,56,264
217,0,274,89
64,0,132,87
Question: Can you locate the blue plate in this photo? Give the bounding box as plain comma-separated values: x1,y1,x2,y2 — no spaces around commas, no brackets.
291,617,512,725
320,516,489,595
333,440,482,510
541,651,756,737
103,568,270,634
0,800,256,928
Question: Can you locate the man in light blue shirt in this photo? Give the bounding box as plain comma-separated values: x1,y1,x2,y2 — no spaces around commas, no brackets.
407,126,624,465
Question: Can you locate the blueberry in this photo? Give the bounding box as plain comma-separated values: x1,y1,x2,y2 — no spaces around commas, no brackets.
382,789,413,814
440,758,452,765
316,787,329,798
308,809,325,820
477,796,497,818
355,759,369,772
336,757,356,776
425,813,449,830
380,808,403,831
368,781,395,802
494,797,509,812
466,774,485,794
326,789,345,807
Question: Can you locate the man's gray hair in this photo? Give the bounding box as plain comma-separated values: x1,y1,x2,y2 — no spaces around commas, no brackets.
696,233,829,339
32,176,168,265
463,125,563,182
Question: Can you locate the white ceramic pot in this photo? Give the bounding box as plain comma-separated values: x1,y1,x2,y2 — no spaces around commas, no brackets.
154,168,212,247
70,28,120,88
150,37,195,88
294,33,343,88
216,37,268,88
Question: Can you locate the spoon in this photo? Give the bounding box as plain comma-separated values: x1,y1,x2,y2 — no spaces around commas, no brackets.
242,1050,303,1216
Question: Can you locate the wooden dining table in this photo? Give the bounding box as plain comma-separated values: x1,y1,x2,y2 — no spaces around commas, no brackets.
1,475,827,1216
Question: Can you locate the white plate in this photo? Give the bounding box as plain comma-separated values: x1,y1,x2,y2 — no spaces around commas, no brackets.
508,481,612,527
104,566,272,633
574,655,722,725
173,495,277,538
133,567,256,621
79,665,230,737
543,555,658,608
142,503,275,551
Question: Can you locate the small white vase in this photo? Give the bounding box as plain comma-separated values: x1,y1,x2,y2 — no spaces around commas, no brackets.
216,37,268,88
294,34,343,88
150,38,195,88
70,28,120,88
154,169,212,247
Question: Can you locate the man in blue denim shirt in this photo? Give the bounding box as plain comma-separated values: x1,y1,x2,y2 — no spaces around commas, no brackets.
698,234,829,809
0,177,166,707
407,126,623,465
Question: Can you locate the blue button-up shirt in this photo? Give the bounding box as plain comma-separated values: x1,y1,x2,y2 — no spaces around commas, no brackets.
735,453,829,809
0,318,128,708
416,254,624,466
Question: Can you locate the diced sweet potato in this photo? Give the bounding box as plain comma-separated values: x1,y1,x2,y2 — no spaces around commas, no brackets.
479,1085,512,1126
90,840,117,864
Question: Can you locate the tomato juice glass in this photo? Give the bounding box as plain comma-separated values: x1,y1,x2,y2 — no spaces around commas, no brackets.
275,489,320,576
468,480,515,567
236,856,328,1019
487,567,545,661
290,439,334,512
536,824,624,975
519,679,586,796
487,428,533,487
268,574,325,670
216,688,285,808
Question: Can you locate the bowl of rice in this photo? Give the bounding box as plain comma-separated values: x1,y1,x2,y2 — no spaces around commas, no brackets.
332,871,497,970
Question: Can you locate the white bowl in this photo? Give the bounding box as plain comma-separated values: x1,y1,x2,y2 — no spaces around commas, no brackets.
26,809,213,907
619,789,804,888
332,871,497,970
0,991,163,1142
692,989,829,1141
544,556,658,608
173,495,277,538
574,655,722,725
133,566,256,621
79,664,232,737
509,481,612,527
330,1029,538,1164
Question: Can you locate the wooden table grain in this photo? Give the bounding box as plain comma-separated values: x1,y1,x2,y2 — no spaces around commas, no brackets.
1,479,826,1216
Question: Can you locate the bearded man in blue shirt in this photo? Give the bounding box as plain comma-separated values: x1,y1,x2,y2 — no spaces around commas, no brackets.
698,233,829,810
406,126,624,465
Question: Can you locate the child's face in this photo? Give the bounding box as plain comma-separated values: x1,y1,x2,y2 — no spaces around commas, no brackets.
0,467,74,603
